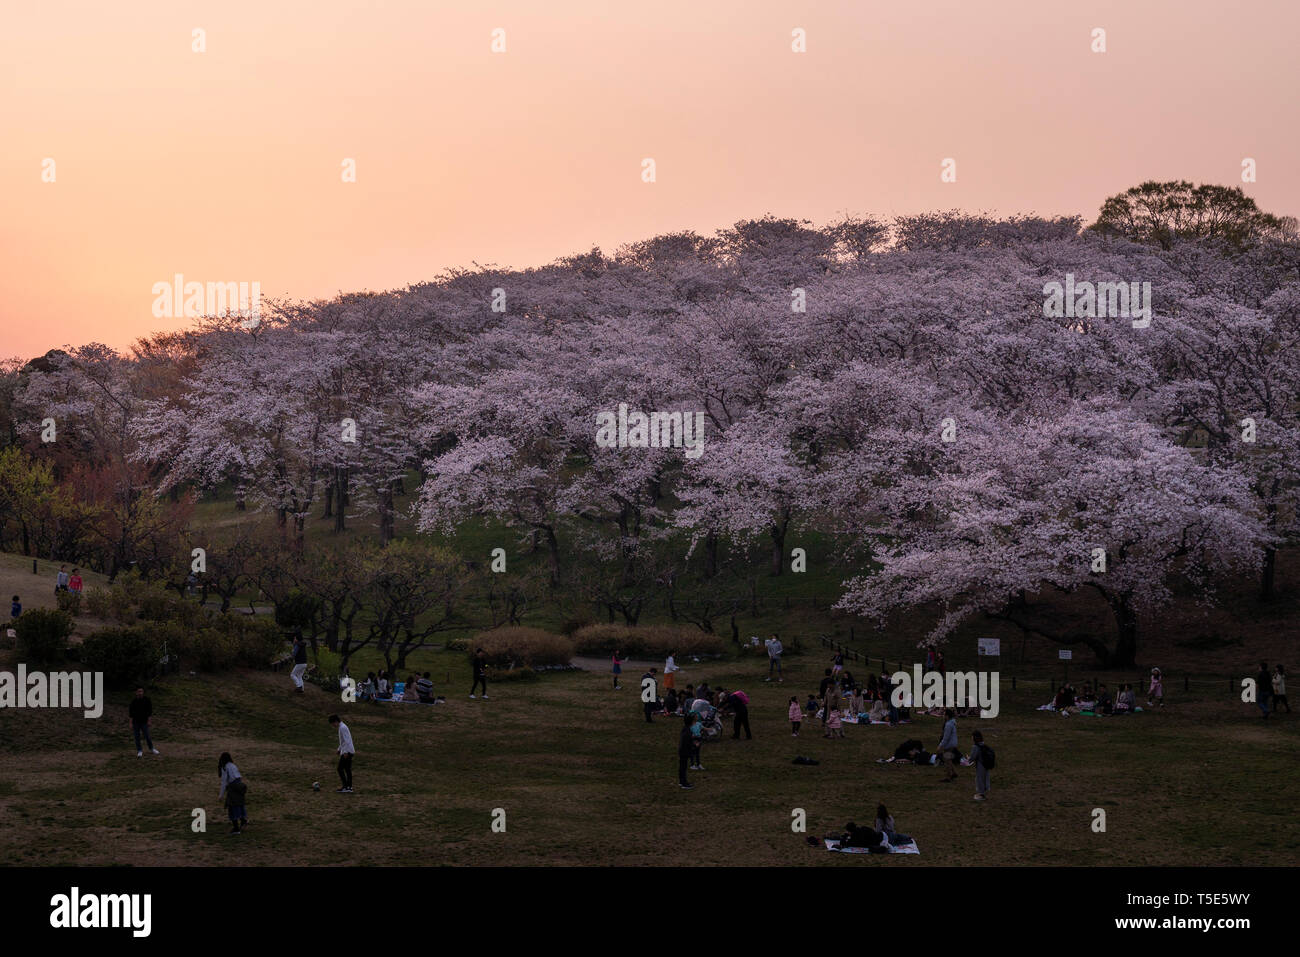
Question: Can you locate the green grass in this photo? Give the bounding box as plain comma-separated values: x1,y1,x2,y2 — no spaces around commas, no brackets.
2,641,1297,866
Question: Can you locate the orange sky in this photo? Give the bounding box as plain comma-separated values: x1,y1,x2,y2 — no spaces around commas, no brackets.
2,0,1297,359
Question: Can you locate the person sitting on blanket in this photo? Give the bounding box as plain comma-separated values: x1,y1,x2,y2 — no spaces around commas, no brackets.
848,688,865,715
403,676,420,702
874,804,913,846
664,687,679,715
376,672,391,699
881,739,925,763
1114,684,1136,713
1095,684,1113,715
868,698,887,723
358,673,377,701
416,672,436,703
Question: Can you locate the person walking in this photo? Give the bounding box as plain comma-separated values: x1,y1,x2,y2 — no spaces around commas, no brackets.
128,687,160,757
330,715,354,792
1256,662,1272,719
217,752,247,835
289,636,308,694
766,635,784,682
470,648,489,699
611,650,623,690
677,713,695,789
1272,665,1289,714
969,731,993,801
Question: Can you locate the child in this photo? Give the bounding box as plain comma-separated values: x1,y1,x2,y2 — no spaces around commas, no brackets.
9,595,20,620
611,650,623,690
805,693,819,717
825,707,844,738
831,651,845,674
689,713,705,770
1147,668,1163,708
788,696,803,736
68,569,83,595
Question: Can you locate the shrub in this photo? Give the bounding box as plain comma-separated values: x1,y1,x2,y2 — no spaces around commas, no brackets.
485,665,539,683
471,627,574,668
571,624,724,658
444,637,470,653
215,614,285,668
79,627,161,687
560,618,594,637
55,590,83,616
14,608,74,666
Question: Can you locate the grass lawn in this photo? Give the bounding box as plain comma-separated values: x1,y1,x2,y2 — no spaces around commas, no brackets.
2,642,1297,866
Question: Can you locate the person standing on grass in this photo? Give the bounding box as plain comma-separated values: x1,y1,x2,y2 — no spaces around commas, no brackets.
689,710,705,771
664,652,680,692
217,752,247,835
68,569,83,596
330,715,354,792
128,687,160,757
611,650,623,690
969,731,992,801
789,696,803,736
289,636,308,694
9,595,20,620
1256,662,1272,719
766,635,783,682
937,708,959,780
55,565,69,593
470,648,489,699
721,689,752,740
1147,668,1163,708
1273,665,1289,714
642,667,659,723
677,713,695,790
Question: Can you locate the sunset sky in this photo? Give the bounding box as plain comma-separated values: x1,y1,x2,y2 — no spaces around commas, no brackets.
3,0,1297,359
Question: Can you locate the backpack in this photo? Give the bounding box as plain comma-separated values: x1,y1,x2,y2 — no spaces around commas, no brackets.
979,744,996,770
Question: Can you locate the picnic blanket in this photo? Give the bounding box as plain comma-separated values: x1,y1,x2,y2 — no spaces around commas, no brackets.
824,837,920,855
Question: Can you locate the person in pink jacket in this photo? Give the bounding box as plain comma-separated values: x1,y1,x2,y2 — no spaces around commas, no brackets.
789,696,804,736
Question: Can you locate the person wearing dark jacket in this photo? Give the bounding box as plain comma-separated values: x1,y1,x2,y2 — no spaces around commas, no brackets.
677,714,695,789
470,648,489,699
642,668,659,723
128,687,159,757
1256,662,1272,718
721,690,752,740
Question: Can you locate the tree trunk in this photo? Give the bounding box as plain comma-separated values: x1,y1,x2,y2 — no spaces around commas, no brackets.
1261,546,1276,602
770,523,786,576
704,530,718,580
379,483,395,546
333,467,347,533
322,480,334,519
1108,593,1139,668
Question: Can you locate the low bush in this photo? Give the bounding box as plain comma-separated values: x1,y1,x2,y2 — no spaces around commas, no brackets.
471,627,574,668
14,608,74,666
571,623,724,658
484,666,539,683
79,627,161,687
55,590,83,616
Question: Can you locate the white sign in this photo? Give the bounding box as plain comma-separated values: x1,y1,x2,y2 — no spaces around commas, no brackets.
977,638,1001,656
1058,649,1073,660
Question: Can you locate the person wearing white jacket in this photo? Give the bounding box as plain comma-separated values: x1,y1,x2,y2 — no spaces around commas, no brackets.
330,715,355,793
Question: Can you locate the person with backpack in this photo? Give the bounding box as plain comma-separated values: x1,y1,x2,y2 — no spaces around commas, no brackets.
289,636,308,694
969,731,994,801
217,752,247,835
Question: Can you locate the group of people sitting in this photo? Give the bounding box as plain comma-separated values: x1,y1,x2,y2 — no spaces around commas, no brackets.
801,669,909,732
1045,681,1138,716
357,671,445,705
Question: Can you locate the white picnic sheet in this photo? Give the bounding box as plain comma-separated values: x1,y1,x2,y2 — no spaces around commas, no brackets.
824,838,920,855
